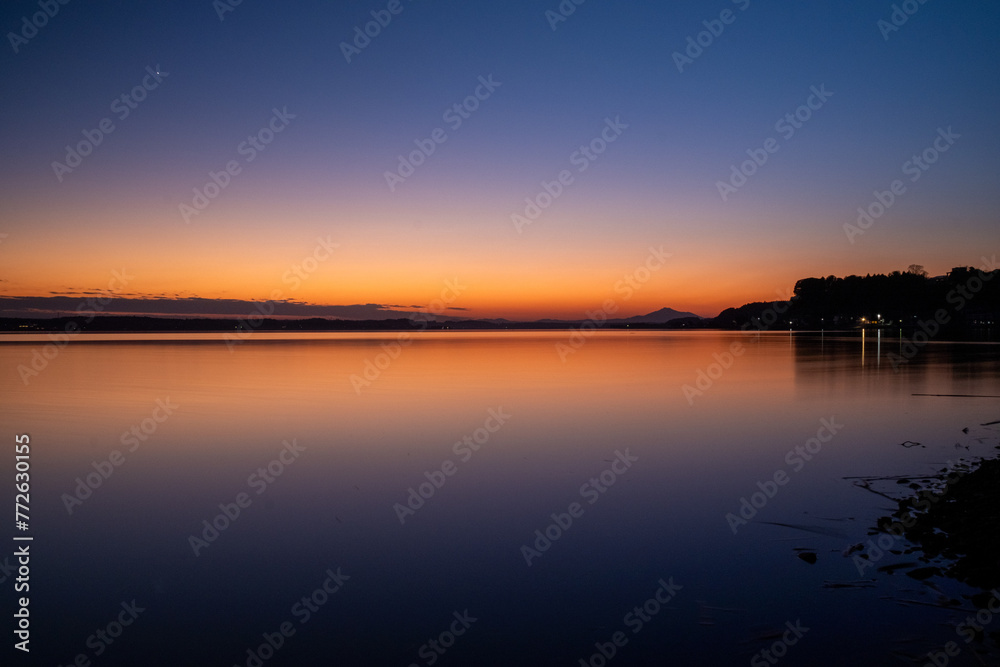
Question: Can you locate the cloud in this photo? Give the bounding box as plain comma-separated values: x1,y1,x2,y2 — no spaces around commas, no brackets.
0,296,469,321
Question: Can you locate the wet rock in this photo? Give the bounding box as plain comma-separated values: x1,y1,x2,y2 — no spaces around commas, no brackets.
905,566,941,581
874,458,1000,592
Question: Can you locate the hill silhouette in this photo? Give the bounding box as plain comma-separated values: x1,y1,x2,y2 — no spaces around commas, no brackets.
711,265,999,335
611,307,699,324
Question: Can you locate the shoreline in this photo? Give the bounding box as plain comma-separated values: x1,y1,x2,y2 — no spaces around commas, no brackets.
872,455,1000,595
1,315,997,342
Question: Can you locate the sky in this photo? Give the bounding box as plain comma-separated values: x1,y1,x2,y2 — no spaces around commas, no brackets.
1,0,998,320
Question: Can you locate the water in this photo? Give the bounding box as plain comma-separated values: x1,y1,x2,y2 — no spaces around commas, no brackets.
2,331,999,665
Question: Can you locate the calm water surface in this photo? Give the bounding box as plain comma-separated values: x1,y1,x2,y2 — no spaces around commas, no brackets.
2,331,998,666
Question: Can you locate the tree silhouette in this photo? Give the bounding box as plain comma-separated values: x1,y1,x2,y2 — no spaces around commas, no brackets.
716,265,999,332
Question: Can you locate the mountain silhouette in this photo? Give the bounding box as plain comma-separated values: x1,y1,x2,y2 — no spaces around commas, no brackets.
611,307,700,324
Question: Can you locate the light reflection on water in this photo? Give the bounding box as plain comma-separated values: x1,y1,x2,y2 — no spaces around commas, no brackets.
1,331,998,665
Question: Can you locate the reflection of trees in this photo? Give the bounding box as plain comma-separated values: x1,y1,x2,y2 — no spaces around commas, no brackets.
792,333,1000,397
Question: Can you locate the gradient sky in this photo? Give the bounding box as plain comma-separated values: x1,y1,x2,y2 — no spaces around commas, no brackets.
1,0,998,320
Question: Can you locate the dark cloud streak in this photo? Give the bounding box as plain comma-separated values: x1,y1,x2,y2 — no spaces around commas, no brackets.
0,296,468,321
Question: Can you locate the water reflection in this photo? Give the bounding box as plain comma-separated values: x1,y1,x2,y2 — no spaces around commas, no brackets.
0,331,997,665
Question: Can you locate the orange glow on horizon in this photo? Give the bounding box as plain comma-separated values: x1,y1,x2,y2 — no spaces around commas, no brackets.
1,196,983,321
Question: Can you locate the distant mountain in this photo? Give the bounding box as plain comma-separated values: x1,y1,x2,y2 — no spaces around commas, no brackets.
471,308,701,326
611,307,700,324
